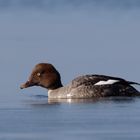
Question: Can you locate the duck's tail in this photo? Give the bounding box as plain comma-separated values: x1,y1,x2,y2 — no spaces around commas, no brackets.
126,81,140,96
128,81,140,86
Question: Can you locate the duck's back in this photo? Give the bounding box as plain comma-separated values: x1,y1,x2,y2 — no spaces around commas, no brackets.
68,75,140,98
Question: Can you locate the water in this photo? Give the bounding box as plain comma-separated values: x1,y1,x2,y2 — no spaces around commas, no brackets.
0,0,140,139
0,96,140,140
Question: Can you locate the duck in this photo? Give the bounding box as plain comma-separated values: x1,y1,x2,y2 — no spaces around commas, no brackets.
20,63,140,99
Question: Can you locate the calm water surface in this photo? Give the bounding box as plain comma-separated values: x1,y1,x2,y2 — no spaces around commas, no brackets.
0,96,140,140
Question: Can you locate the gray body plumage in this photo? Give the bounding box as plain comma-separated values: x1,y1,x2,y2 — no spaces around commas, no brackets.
48,75,140,99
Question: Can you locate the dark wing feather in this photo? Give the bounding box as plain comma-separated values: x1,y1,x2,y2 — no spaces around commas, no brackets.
71,74,139,88
127,81,140,85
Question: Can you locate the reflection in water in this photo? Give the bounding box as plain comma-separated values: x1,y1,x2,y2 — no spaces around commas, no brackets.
23,95,136,106
48,97,136,104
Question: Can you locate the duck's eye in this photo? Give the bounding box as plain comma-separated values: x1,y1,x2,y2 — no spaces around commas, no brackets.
37,72,41,77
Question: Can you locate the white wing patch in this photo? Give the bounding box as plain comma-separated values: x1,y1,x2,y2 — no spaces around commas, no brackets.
94,79,119,86
67,94,72,98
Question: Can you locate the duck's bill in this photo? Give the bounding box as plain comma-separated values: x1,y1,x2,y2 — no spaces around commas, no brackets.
20,81,34,89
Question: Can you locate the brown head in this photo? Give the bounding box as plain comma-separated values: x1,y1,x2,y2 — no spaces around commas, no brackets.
20,63,63,90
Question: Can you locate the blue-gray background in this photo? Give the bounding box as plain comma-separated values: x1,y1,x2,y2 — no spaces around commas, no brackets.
0,1,140,140
0,0,140,101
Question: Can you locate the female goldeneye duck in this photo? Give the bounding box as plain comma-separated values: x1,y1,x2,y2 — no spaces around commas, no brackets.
20,63,140,99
